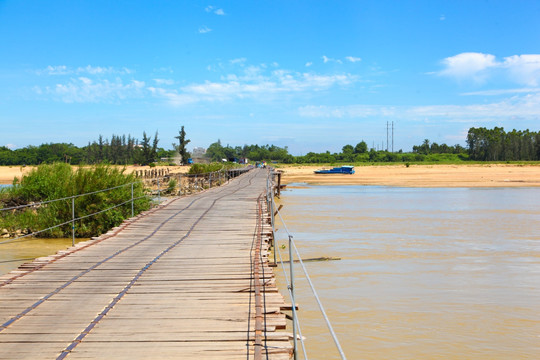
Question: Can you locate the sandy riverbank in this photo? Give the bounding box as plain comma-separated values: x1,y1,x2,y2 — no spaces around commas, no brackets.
0,165,190,185
1,164,539,188
276,164,540,187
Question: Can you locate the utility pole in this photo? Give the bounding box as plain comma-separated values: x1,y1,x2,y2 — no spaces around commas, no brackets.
392,121,394,153
386,121,389,152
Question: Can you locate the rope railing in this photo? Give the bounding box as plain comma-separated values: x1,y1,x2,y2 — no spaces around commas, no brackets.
266,170,347,360
0,167,251,247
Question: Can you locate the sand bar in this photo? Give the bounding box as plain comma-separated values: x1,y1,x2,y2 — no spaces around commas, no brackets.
1,164,539,188
277,164,540,187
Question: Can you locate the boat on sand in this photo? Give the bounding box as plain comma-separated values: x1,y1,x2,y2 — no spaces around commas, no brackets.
314,166,355,174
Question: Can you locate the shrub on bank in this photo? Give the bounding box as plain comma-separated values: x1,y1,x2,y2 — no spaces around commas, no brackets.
187,162,242,175
0,163,150,238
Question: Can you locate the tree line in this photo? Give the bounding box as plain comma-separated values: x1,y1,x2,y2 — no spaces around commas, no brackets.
0,132,176,166
1,126,538,166
466,127,540,161
205,141,294,163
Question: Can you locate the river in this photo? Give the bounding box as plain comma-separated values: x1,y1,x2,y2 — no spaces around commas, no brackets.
274,185,540,359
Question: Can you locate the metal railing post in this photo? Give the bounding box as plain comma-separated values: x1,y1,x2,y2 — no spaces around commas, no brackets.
271,198,277,265
289,234,297,360
178,174,181,196
209,172,212,188
71,197,75,247
131,182,134,217
157,178,161,202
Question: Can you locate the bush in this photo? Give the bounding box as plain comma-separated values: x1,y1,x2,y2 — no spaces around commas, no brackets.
167,179,178,194
0,163,150,238
188,162,241,175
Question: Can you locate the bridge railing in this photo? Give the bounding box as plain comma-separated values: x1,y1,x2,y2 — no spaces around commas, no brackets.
266,171,347,360
0,181,146,247
0,167,251,248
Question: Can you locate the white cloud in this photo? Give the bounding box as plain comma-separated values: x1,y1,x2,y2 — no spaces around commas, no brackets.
38,65,132,76
305,62,313,67
345,56,362,63
43,65,70,75
322,55,343,64
205,5,225,15
5,143,16,149
230,58,247,65
502,54,540,86
438,52,497,82
153,78,175,85
44,77,145,103
461,88,540,96
148,87,198,106
299,93,540,122
34,61,357,106
438,52,540,86
199,26,212,34
152,65,357,106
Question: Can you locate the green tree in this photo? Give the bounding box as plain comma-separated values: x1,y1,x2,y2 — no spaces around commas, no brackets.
140,132,152,165
342,144,354,154
354,141,368,154
206,140,226,161
174,126,191,164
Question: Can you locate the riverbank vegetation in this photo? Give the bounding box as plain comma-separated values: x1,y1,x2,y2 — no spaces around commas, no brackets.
0,132,175,166
0,127,538,166
187,162,242,175
0,163,150,238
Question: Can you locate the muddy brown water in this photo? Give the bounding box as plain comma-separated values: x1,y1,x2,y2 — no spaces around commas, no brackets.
0,238,89,275
274,185,540,359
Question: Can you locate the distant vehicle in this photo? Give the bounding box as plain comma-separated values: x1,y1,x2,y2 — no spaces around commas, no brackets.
187,158,193,164
314,165,355,174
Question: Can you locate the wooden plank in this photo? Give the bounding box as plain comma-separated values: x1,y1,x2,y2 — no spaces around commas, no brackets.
0,170,292,359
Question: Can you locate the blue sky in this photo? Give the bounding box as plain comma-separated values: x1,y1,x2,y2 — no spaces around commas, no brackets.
1,1,539,154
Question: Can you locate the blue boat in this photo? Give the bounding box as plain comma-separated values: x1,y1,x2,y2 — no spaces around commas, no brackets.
314,165,355,174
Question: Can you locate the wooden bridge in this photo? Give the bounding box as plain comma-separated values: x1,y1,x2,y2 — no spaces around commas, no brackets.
0,169,292,359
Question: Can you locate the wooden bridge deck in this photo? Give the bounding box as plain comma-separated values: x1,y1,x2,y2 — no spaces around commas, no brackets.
0,169,292,359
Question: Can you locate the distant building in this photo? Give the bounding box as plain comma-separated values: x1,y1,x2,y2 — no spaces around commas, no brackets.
190,147,208,164
192,147,206,157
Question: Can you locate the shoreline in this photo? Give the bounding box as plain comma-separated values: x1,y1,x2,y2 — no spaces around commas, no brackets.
1,164,539,188
276,164,540,188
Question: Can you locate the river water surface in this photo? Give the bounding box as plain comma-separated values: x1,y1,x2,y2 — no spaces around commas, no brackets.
274,185,540,359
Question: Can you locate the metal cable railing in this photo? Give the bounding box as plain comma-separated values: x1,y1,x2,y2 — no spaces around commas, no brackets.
0,182,133,212
0,167,251,247
0,182,147,246
266,170,347,360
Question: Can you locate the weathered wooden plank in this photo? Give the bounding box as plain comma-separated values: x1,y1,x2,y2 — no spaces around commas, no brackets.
0,170,292,359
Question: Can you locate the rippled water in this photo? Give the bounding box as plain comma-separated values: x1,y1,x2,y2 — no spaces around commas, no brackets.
274,185,540,360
